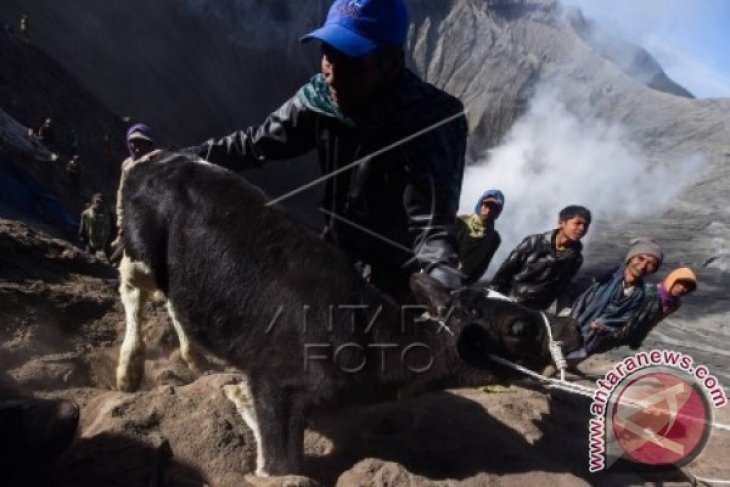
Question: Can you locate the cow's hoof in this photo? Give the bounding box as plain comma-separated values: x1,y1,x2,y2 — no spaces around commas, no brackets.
182,350,204,376
116,349,145,392
243,474,319,487
116,370,142,392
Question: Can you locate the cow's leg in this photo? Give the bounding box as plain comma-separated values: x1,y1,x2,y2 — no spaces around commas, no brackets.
223,381,304,476
223,382,266,475
285,405,305,474
166,301,202,375
116,255,154,392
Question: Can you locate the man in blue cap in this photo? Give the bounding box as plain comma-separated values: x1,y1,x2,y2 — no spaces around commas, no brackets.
456,190,504,285
112,123,158,251
193,0,468,301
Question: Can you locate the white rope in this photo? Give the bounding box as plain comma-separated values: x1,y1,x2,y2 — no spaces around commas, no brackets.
265,110,467,206
542,310,568,382
690,473,730,485
485,289,569,382
485,352,730,437
486,353,595,397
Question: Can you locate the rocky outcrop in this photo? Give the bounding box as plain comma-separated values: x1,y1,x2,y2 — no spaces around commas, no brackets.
0,31,127,234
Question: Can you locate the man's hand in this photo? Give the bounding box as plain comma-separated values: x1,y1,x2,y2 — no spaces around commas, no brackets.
138,149,163,162
590,321,607,335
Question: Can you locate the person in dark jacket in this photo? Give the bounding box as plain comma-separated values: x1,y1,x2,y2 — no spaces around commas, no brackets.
79,193,113,258
456,189,504,284
490,205,591,310
566,238,663,362
37,118,55,149
112,123,158,251
65,154,81,195
192,0,467,301
18,13,29,40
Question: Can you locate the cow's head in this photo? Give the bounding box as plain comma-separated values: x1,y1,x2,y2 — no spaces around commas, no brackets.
410,273,581,378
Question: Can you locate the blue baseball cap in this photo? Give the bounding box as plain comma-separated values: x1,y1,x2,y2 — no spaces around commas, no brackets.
300,0,409,58
474,189,505,217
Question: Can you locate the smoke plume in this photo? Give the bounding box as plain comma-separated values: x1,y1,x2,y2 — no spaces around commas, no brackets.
459,85,706,279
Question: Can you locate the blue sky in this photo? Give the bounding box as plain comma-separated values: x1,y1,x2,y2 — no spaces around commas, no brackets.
562,0,730,98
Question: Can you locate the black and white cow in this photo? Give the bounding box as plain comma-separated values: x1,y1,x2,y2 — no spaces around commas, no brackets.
116,152,580,477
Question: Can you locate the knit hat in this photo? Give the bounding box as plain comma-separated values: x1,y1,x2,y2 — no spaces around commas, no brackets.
126,123,154,143
474,189,505,218
662,267,697,293
625,238,663,267
300,0,409,57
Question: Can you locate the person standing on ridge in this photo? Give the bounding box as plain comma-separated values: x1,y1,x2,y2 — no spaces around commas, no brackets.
18,14,29,41
79,193,113,259
112,123,158,250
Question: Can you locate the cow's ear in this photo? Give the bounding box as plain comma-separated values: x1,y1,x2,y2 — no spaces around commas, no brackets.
410,273,450,317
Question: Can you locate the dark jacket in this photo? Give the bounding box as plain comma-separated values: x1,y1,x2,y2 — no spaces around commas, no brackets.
490,230,583,309
194,70,467,277
456,214,501,284
568,267,664,357
623,283,662,350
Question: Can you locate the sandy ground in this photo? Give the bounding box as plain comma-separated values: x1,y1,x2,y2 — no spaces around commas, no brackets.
1,218,728,486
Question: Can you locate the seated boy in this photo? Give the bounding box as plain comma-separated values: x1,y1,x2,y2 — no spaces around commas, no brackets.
490,205,591,310
566,238,663,362
456,189,504,285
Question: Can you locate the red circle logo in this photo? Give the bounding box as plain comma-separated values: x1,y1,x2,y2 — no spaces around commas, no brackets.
611,370,711,466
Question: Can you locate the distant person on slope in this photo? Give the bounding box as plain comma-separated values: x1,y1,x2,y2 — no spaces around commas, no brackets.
456,189,504,285
18,13,29,40
489,205,591,310
79,193,113,259
190,0,468,302
65,154,81,194
37,118,55,150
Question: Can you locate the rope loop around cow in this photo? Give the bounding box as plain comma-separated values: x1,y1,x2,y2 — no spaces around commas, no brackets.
414,288,730,439
480,289,730,436
484,289,569,382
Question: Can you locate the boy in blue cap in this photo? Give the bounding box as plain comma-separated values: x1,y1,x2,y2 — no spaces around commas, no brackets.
456,190,504,284
192,0,468,302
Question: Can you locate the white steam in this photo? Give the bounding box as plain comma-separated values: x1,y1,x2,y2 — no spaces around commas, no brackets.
459,86,706,278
